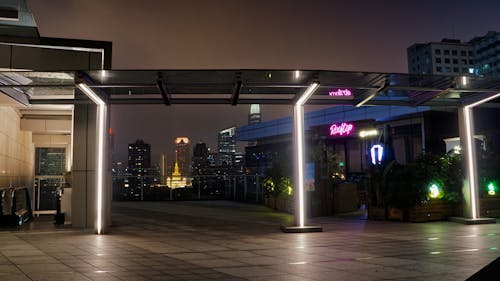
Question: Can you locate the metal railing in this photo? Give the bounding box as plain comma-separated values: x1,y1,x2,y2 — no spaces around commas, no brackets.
112,174,263,203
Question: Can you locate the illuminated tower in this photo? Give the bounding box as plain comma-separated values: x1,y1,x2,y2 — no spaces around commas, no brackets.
218,127,236,166
160,152,167,184
248,104,261,124
174,137,190,176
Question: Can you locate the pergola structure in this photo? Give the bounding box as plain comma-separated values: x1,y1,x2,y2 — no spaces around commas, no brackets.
2,69,500,233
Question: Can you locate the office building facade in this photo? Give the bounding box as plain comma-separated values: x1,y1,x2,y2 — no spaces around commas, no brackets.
408,31,500,77
407,39,474,75
218,127,236,166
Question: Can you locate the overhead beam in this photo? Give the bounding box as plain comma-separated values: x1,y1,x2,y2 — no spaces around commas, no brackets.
356,79,388,107
411,88,453,106
156,78,171,106
230,80,243,106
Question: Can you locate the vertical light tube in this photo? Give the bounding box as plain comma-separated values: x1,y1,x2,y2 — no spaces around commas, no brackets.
462,92,500,220
294,105,305,227
293,82,319,227
463,107,477,219
77,83,106,234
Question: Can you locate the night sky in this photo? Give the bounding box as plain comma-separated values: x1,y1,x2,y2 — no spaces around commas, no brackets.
27,0,500,163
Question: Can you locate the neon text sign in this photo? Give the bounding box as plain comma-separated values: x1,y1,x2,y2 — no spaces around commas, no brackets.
329,89,352,97
329,122,354,137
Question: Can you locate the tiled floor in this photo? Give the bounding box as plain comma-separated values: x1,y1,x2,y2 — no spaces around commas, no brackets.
0,200,499,280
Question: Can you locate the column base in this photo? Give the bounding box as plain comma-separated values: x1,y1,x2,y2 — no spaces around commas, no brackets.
280,225,323,233
449,217,496,225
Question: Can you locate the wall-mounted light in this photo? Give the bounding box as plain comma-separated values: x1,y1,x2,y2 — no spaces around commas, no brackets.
359,129,378,138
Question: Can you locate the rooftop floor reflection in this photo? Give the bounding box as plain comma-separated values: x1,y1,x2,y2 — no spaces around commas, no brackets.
1,200,499,281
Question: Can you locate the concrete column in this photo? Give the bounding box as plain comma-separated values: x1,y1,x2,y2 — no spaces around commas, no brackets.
458,106,478,219
72,100,110,232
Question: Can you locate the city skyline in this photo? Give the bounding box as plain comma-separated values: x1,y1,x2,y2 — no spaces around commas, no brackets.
26,0,500,161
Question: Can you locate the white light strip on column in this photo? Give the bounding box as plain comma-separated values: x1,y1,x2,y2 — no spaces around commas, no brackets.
77,83,106,234
296,82,319,106
294,105,305,227
294,82,320,227
463,92,500,219
463,107,477,219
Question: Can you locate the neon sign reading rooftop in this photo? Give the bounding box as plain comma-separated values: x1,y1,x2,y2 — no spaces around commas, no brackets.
329,122,354,137
328,89,352,97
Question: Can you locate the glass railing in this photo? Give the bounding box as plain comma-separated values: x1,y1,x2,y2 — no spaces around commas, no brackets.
33,175,65,215
112,175,263,203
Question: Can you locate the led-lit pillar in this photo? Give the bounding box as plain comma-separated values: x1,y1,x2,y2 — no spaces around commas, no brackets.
73,84,109,234
457,91,500,222
458,106,478,219
285,82,321,232
293,104,306,227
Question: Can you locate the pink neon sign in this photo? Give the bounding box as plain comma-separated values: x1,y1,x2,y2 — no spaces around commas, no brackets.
329,89,352,97
329,122,354,136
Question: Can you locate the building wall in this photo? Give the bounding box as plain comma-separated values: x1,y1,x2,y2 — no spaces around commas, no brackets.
0,105,34,187
407,40,474,75
472,31,500,77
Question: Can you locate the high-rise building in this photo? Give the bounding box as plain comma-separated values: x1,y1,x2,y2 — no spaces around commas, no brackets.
160,152,167,184
408,31,500,77
192,142,209,175
174,137,190,176
248,104,261,124
407,38,474,76
470,31,500,77
127,139,152,199
218,127,236,166
128,139,151,170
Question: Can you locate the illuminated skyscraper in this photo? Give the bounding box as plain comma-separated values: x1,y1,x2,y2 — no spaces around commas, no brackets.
218,127,236,166
127,139,151,198
128,139,151,170
174,137,190,176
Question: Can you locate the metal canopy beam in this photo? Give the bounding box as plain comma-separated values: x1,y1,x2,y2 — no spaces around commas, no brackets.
156,78,171,106
231,80,243,106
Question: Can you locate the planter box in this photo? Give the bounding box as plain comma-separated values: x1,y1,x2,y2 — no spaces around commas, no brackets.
408,200,454,222
388,207,404,221
264,196,294,214
368,206,386,220
480,197,500,218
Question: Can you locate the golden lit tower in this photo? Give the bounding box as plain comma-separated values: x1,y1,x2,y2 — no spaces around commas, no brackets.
174,137,190,176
